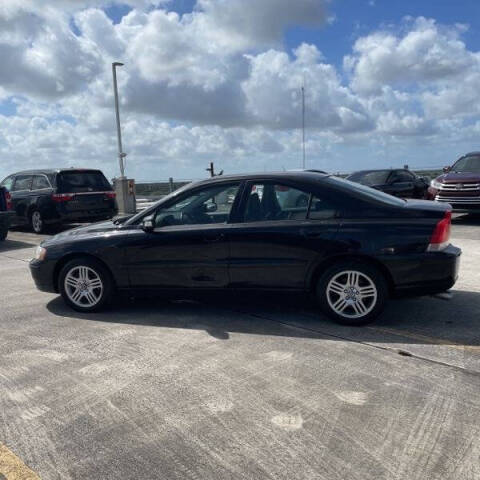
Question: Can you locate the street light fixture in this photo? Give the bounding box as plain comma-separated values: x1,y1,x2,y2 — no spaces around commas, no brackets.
112,62,126,178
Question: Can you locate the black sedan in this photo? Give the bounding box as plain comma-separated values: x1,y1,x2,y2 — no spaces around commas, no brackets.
30,171,460,326
347,169,429,199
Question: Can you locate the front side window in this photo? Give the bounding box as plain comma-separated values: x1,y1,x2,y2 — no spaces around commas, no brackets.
12,175,32,191
153,183,240,228
244,183,310,222
32,175,51,190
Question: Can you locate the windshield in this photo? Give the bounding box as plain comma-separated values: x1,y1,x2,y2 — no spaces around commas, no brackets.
451,155,480,173
326,176,406,206
57,171,111,193
347,170,390,186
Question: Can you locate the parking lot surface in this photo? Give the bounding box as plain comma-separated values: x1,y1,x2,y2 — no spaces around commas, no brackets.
1,217,479,479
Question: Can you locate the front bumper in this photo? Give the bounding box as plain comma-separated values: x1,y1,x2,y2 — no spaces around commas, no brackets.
381,244,461,297
29,258,57,293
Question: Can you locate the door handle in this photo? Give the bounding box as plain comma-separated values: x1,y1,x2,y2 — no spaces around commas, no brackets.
203,233,225,243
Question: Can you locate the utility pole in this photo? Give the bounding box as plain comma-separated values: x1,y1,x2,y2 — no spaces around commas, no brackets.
112,62,126,178
112,61,135,214
301,81,306,170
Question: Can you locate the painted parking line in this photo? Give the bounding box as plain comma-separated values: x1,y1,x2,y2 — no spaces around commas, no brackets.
368,326,480,353
0,443,41,480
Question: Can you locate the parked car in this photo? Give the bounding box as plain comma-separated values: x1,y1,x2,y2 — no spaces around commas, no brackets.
0,169,118,233
30,171,460,326
427,152,480,213
0,186,14,241
347,169,429,199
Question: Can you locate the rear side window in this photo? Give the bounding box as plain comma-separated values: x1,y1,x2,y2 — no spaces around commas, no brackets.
244,183,310,222
57,171,111,193
308,196,339,220
32,175,51,190
12,175,32,191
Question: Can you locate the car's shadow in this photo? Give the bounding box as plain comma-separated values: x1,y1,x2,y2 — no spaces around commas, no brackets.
46,289,480,347
452,213,480,225
0,238,37,251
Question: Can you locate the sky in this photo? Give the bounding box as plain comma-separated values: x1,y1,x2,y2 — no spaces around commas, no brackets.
1,0,480,182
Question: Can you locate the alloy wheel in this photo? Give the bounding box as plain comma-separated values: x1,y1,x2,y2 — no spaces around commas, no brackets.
64,266,104,308
32,211,43,233
326,270,377,319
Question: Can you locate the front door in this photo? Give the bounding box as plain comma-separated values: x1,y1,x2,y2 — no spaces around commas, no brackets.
124,182,241,289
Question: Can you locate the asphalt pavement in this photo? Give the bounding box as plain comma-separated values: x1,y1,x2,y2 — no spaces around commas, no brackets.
0,216,479,480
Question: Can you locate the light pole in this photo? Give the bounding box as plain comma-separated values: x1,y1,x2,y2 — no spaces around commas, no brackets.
112,62,126,178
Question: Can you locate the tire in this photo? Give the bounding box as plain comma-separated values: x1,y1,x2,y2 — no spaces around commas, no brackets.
0,224,7,241
316,261,388,326
30,209,45,234
58,257,114,312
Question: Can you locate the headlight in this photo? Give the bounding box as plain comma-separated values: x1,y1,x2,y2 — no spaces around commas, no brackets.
34,246,47,261
430,179,442,189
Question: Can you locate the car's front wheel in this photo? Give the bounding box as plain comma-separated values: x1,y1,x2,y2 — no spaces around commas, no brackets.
59,257,114,312
316,261,388,326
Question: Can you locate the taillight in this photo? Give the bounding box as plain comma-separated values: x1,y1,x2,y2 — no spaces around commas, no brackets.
5,191,12,210
427,210,451,251
52,193,74,203
105,191,116,199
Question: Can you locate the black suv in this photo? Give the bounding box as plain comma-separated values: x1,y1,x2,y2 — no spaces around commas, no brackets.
0,169,118,233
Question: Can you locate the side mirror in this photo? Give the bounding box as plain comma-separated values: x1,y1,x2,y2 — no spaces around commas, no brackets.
443,166,451,173
141,217,154,233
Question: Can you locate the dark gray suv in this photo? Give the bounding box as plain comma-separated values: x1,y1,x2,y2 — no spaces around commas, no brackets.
0,168,118,233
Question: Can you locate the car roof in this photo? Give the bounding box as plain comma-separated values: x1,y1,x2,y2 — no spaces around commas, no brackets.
190,170,330,186
10,168,103,176
349,169,400,174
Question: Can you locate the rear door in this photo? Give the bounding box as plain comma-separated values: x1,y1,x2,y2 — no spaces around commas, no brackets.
227,180,340,290
56,170,115,216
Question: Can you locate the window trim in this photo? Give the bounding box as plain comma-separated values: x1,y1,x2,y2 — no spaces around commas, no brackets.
150,180,243,230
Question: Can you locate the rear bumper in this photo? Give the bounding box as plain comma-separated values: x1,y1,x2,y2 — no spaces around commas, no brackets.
381,244,461,297
29,259,57,293
51,208,118,224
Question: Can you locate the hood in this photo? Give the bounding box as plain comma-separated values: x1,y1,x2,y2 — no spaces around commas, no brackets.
436,172,480,183
44,220,120,245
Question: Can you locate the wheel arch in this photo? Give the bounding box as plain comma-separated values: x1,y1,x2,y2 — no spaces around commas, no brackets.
53,252,116,293
308,254,395,296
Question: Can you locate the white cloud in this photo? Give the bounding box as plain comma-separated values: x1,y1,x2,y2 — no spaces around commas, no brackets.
346,17,476,95
1,4,480,181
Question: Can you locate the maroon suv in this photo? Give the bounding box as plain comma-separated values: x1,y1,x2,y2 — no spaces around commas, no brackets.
427,152,480,213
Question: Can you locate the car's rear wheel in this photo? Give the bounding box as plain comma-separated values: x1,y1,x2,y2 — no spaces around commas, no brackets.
316,261,387,326
30,209,45,234
59,257,114,312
